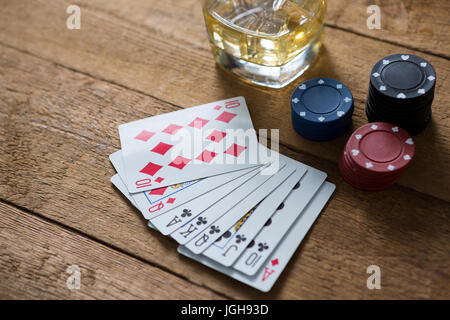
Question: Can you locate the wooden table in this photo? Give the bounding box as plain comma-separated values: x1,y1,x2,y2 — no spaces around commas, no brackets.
0,0,449,300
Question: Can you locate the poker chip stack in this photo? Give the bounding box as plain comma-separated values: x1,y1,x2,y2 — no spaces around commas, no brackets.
339,122,415,191
291,78,354,141
366,54,436,136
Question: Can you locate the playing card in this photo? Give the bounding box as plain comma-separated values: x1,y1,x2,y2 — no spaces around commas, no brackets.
149,165,263,235
233,168,327,276
119,97,261,193
183,164,298,254
109,150,261,220
110,174,138,209
110,174,156,230
201,154,309,266
171,160,286,245
177,182,335,292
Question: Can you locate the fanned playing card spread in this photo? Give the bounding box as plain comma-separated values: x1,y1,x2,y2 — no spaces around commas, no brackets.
109,97,336,292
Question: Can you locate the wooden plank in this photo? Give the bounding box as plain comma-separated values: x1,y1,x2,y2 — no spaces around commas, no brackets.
0,0,448,201
0,201,223,299
68,0,450,58
0,44,448,299
327,0,450,58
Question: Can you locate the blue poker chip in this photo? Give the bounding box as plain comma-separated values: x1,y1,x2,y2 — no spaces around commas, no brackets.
291,78,354,141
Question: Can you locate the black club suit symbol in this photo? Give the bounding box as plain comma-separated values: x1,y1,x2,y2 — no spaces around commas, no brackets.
196,217,207,225
209,225,220,234
235,234,246,243
181,209,192,218
258,242,269,252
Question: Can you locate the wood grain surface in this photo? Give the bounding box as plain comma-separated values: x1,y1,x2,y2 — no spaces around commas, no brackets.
327,0,450,58
0,0,449,299
0,202,223,300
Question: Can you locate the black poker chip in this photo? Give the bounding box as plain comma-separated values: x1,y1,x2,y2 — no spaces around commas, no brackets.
370,54,436,101
366,54,436,136
366,102,432,136
368,92,432,120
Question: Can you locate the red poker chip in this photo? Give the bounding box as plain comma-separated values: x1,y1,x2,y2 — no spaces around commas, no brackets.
340,153,397,185
342,150,405,181
343,146,406,182
339,122,415,191
346,122,415,173
339,154,399,191
341,168,401,190
341,172,398,191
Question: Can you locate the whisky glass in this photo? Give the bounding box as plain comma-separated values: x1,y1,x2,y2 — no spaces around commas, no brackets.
202,0,327,88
